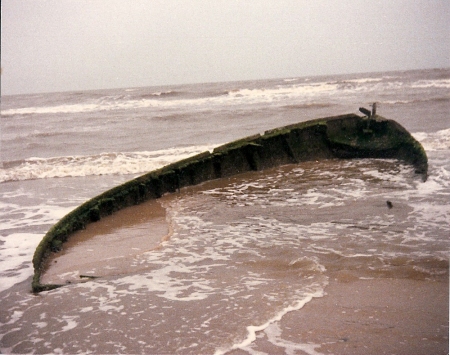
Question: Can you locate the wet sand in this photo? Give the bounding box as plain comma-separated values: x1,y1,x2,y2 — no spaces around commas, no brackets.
231,275,449,355
38,182,449,354
41,199,170,284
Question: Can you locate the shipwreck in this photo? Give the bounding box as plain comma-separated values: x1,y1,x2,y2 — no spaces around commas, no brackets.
32,113,428,292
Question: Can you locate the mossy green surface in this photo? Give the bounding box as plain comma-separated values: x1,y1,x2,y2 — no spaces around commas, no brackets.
32,114,428,292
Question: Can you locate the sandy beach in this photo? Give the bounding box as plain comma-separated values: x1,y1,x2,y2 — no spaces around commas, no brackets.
230,275,449,355
40,193,449,355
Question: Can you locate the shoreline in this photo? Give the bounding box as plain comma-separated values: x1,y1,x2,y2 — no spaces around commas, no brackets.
230,275,449,355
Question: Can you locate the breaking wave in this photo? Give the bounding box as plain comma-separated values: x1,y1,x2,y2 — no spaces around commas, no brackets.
413,128,450,151
0,145,218,183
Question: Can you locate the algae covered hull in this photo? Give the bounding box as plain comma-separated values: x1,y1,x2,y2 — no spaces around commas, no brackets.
32,114,427,292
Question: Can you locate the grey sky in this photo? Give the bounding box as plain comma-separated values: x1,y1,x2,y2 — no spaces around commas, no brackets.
1,0,449,95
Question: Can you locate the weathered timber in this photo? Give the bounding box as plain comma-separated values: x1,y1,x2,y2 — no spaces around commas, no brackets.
31,114,428,292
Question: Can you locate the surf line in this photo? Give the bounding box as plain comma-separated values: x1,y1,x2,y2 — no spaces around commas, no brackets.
214,289,326,355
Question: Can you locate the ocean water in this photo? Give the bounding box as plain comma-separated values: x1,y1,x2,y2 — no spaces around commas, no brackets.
0,68,449,354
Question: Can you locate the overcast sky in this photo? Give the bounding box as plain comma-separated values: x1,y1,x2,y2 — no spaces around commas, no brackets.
1,0,449,95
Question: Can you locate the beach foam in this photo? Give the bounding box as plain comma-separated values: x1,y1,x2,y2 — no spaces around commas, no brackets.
0,233,43,292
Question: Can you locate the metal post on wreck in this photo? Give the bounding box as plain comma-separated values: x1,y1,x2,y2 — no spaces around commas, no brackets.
372,102,377,117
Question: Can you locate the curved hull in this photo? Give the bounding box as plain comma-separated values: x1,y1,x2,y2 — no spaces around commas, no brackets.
32,114,427,292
